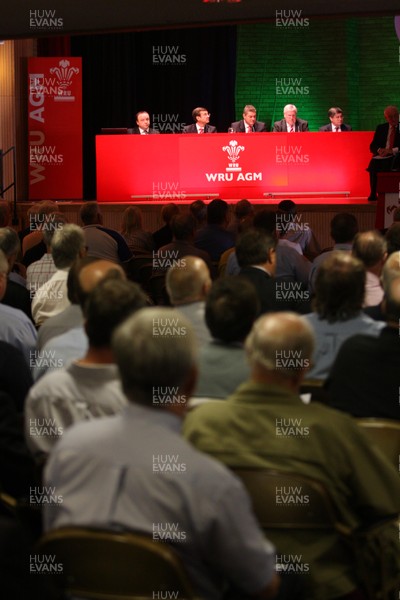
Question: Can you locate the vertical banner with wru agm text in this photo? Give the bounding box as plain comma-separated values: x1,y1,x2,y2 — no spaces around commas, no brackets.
28,57,82,199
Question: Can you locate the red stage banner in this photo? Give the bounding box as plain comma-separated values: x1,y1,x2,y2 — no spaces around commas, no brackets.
96,132,373,201
28,57,82,200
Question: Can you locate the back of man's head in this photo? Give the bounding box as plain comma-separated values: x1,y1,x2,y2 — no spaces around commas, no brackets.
85,277,147,349
207,199,229,226
80,201,101,226
166,256,211,305
161,203,179,225
28,201,58,230
189,200,206,226
352,230,387,269
245,312,315,383
234,199,254,220
253,210,277,237
170,214,196,241
314,252,365,323
112,307,197,407
205,277,260,343
236,229,276,269
383,276,400,324
75,259,126,309
330,213,358,244
51,224,86,269
0,227,20,263
385,223,400,255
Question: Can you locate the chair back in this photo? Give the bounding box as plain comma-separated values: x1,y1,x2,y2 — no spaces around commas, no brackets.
35,527,196,599
357,419,400,468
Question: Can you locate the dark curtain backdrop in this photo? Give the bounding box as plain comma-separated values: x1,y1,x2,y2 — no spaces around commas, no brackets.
65,26,237,199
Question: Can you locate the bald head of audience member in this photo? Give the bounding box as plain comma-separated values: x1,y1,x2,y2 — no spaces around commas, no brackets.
314,252,365,323
75,259,126,310
352,231,387,275
245,312,315,391
166,256,211,305
112,307,197,416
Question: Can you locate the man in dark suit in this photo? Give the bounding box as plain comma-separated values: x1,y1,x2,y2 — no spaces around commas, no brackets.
272,104,309,132
367,105,400,201
230,104,266,133
182,107,217,133
128,110,160,134
319,107,352,132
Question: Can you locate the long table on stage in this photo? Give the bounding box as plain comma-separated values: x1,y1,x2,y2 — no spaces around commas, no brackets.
96,132,373,201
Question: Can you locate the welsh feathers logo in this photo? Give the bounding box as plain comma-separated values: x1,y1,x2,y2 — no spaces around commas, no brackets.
222,140,245,172
50,59,79,102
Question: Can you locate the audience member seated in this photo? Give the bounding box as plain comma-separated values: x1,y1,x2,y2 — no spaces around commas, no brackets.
277,200,321,260
309,213,358,294
156,213,212,272
0,341,33,413
165,256,212,346
352,231,387,307
0,228,32,320
152,203,180,251
32,224,86,327
184,312,400,600
0,250,37,365
80,201,132,264
226,199,255,239
385,222,400,254
226,210,312,287
192,277,259,404
36,257,97,351
21,201,58,267
194,199,235,262
26,214,65,297
325,274,400,420
120,206,154,254
44,307,280,600
26,277,147,461
303,253,384,380
189,199,207,231
364,250,400,321
33,259,126,380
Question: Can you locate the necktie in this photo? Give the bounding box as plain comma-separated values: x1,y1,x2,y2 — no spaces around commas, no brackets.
246,125,252,133
388,125,396,149
289,126,294,133
142,129,149,135
335,127,340,132
198,127,204,134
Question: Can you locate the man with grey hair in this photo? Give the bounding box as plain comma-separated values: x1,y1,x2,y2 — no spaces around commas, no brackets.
0,227,31,318
0,249,37,364
185,311,400,600
230,105,266,133
166,255,212,345
32,224,86,326
44,307,280,600
272,104,309,132
352,230,387,307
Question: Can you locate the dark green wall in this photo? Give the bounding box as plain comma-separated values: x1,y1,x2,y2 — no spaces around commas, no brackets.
235,17,400,131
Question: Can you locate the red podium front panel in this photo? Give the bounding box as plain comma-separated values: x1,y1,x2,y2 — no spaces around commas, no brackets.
96,132,373,201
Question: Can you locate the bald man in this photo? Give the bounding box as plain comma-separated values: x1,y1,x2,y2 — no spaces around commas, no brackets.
166,256,212,345
26,276,147,460
184,312,400,600
33,259,126,378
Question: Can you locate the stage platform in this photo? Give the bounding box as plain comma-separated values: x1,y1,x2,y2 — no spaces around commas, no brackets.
14,196,380,250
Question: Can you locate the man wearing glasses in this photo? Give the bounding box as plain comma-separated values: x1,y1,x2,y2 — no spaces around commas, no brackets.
182,107,217,133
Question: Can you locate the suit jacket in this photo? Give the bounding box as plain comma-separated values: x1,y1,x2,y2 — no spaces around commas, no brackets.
272,118,309,132
182,124,217,134
319,123,352,132
128,127,160,135
229,120,266,133
369,122,400,155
